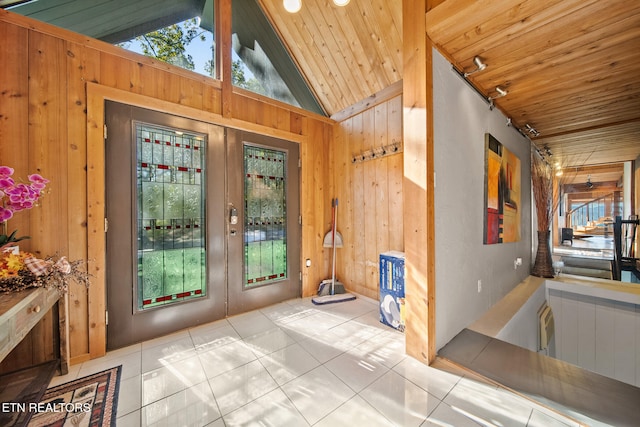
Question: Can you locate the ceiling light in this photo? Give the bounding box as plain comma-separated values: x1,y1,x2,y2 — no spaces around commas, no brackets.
586,175,594,189
283,0,302,13
284,0,349,12
463,56,487,77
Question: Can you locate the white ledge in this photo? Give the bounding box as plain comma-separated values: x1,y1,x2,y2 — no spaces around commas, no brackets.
469,274,640,339
546,274,640,305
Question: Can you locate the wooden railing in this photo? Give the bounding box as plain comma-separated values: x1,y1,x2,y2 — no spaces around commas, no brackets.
567,192,620,230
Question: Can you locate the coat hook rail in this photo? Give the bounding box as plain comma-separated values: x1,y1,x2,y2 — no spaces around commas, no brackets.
351,140,403,164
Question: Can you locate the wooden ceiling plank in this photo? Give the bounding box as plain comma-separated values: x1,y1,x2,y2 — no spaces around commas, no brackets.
358,0,403,83
426,0,562,45
330,7,388,95
450,0,591,61
461,4,640,86
530,113,640,136
460,0,638,70
537,121,640,142
320,2,387,100
552,148,640,162
259,1,337,113
513,93,640,124
523,111,640,134
491,48,640,110
507,108,639,136
525,102,640,125
295,9,359,109
508,80,639,114
343,1,397,93
541,139,640,152
516,105,640,131
298,2,368,108
542,144,640,159
386,0,403,40
271,4,351,113
498,31,640,89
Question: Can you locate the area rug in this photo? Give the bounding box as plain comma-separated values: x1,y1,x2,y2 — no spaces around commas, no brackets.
28,365,121,427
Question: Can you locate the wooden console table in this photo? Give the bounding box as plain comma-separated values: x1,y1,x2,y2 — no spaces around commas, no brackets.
0,288,69,374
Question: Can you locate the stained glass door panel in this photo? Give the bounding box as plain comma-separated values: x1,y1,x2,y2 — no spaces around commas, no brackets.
244,145,287,287
136,124,206,310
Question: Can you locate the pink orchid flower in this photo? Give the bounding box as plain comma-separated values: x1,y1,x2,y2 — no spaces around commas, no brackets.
0,206,12,221
0,166,49,220
0,166,14,178
28,174,50,190
0,177,15,190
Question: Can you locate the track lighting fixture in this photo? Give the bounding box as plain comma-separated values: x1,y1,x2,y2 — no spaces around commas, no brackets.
586,175,594,189
487,86,507,110
525,123,540,137
463,56,487,77
488,86,507,100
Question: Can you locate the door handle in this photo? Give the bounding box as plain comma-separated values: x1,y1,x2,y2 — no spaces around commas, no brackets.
229,205,238,225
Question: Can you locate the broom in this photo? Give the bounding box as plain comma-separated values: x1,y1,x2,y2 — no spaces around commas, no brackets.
312,198,355,304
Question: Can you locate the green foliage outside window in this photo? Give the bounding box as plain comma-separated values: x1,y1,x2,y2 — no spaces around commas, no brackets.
119,19,264,92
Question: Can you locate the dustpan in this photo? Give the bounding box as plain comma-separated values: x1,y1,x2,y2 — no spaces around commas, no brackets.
323,230,343,248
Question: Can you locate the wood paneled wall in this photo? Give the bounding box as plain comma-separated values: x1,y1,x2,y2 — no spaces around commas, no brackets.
0,10,331,366
331,92,404,300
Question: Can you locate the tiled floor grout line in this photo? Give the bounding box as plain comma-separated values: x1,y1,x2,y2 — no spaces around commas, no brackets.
47,297,586,427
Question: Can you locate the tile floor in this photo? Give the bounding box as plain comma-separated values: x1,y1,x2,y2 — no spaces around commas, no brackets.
50,296,584,426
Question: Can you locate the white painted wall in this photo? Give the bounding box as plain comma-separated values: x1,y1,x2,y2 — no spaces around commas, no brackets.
495,284,546,352
433,49,533,350
548,285,640,387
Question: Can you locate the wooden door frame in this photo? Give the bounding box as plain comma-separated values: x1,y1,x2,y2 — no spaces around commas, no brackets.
86,82,308,359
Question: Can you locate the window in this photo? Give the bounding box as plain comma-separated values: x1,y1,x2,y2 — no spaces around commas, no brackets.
8,0,324,114
119,18,215,78
136,123,207,310
231,0,324,114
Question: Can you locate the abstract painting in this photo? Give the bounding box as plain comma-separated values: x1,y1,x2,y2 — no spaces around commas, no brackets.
484,133,521,244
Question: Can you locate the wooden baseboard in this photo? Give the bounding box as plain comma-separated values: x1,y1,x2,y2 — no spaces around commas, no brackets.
69,353,91,366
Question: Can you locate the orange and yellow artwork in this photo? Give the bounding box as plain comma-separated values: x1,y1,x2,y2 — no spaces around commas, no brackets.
484,134,521,244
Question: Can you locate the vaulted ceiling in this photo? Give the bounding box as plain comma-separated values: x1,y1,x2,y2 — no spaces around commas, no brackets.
5,0,639,186
261,0,640,186
258,0,403,118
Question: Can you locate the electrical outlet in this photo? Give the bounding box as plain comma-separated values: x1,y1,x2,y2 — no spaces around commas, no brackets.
514,257,523,269
477,280,482,293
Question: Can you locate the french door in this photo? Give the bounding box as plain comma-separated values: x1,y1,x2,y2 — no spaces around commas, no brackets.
105,102,300,349
226,130,301,315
